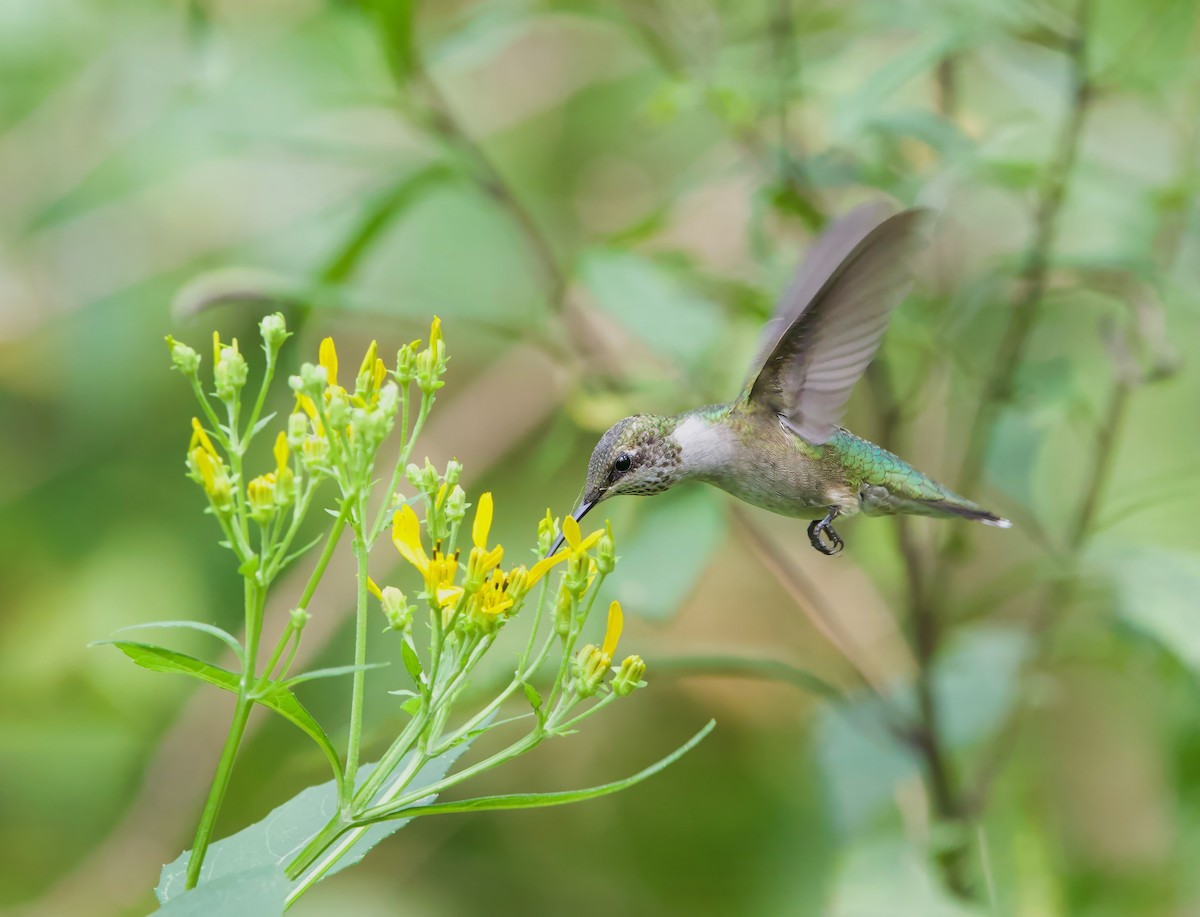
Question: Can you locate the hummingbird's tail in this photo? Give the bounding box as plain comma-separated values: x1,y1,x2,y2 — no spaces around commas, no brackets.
911,497,1011,528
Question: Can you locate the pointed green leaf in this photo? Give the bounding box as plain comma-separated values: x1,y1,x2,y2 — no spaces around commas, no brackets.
363,720,715,823
103,642,341,780
107,620,244,668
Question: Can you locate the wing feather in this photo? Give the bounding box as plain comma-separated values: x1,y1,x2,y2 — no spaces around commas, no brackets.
742,203,929,444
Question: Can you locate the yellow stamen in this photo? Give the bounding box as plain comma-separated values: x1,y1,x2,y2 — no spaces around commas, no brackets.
601,600,623,659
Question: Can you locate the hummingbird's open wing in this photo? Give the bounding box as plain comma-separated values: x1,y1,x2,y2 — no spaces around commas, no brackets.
742,203,929,444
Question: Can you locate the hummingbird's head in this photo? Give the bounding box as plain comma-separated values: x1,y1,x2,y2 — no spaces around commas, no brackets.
550,414,681,554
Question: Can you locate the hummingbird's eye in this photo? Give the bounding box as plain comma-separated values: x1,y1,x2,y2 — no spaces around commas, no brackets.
613,453,632,474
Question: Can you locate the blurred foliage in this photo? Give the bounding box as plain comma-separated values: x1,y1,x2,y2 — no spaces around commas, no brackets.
3,0,1200,913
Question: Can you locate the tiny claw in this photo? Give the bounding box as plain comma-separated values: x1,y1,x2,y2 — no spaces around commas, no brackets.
807,513,844,556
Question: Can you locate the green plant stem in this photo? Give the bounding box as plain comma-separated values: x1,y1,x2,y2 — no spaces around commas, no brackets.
368,393,431,543
344,521,371,785
185,579,265,889
244,350,277,440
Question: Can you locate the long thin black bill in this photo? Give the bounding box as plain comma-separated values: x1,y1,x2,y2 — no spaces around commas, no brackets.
547,500,595,557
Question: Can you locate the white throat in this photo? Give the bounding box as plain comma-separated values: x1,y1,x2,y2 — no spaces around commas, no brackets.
670,414,735,479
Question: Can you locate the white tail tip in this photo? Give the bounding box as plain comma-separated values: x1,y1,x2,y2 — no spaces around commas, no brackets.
981,516,1012,529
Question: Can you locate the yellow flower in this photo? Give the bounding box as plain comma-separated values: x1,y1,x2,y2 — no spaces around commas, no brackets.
392,503,462,609
465,492,504,586
319,337,338,389
247,472,278,521
562,516,603,555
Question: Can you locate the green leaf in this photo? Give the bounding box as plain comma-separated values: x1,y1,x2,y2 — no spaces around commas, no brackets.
607,487,727,621
816,627,1028,832
157,744,475,903
1099,545,1200,673
362,720,715,823
522,682,545,726
153,864,288,917
576,248,723,370
400,641,423,683
371,0,419,84
399,696,422,715
319,164,458,284
108,620,244,668
103,642,341,781
279,663,389,689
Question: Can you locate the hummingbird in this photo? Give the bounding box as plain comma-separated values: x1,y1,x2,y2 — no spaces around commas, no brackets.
552,202,1010,557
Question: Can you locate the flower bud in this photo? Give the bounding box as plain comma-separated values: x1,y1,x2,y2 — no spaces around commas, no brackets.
596,521,616,574
380,586,414,632
611,654,647,696
290,606,311,631
287,411,308,449
572,644,610,698
405,458,440,497
247,473,278,523
189,448,234,513
444,485,467,526
274,466,297,507
301,434,329,466
214,339,248,402
393,345,413,386
444,457,463,487
563,551,590,597
165,336,201,376
259,312,289,353
506,565,530,603
326,385,349,430
355,340,379,396
537,509,558,558
290,362,328,398
554,589,573,637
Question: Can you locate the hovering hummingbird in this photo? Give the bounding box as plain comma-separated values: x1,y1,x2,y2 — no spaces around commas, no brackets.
551,203,1010,557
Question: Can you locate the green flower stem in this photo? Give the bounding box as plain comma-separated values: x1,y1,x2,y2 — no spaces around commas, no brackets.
440,628,557,751
288,736,434,901
350,706,431,809
243,350,277,441
255,501,351,699
549,692,617,733
188,376,229,451
344,519,371,786
356,730,543,823
367,393,431,544
185,578,265,889
517,578,551,671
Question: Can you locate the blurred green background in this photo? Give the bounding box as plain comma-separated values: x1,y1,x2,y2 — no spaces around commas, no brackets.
3,0,1200,914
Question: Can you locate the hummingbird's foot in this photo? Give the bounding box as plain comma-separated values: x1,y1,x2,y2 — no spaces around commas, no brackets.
807,511,844,556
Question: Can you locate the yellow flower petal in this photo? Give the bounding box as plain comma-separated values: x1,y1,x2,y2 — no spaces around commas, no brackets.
577,529,603,554
473,492,494,550
429,315,442,348
436,585,464,608
367,577,383,601
212,331,222,367
190,417,219,459
273,431,289,474
392,504,428,570
372,356,387,393
358,340,378,380
296,393,318,420
562,515,581,550
527,549,569,586
319,337,338,388
601,600,623,659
